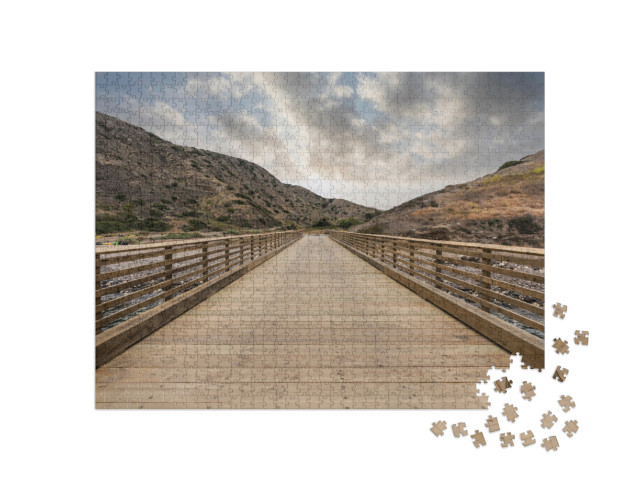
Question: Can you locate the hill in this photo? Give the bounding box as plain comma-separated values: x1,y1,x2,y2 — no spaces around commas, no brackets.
353,150,545,247
96,112,379,235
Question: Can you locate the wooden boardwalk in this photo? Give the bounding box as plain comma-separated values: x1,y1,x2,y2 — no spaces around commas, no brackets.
96,235,510,408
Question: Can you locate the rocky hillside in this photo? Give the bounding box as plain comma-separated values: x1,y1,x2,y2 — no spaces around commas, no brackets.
353,150,545,247
96,112,379,234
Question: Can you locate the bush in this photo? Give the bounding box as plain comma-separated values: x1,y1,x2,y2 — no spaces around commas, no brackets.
96,219,128,234
487,218,503,229
498,160,525,171
140,218,170,232
185,219,208,231
508,214,541,234
336,217,361,229
430,200,439,207
114,193,126,201
312,217,332,228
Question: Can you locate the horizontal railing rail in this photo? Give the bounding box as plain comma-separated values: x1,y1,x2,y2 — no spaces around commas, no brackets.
96,231,301,334
328,231,544,368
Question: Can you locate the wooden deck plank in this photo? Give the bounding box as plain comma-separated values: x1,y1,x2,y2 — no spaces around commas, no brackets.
96,235,510,408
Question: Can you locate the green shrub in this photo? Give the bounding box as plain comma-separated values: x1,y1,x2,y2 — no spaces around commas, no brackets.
498,160,525,171
114,193,126,201
336,217,361,229
312,217,332,228
185,219,208,231
508,214,541,234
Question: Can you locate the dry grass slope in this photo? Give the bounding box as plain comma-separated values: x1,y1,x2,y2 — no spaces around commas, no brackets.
96,112,379,235
353,150,545,247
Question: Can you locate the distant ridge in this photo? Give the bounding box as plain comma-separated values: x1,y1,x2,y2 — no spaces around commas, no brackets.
353,150,545,247
96,112,379,234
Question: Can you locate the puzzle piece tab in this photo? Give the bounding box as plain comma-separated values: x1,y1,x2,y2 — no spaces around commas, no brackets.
558,395,576,412
520,430,535,447
563,420,579,437
494,376,513,393
451,423,468,438
552,303,567,318
485,415,500,433
575,330,589,345
471,430,486,448
521,381,536,401
541,436,559,451
541,411,558,429
502,404,519,423
500,432,515,448
431,420,447,437
553,338,569,355
553,366,569,383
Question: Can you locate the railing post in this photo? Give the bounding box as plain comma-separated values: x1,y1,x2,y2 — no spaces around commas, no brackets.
239,239,245,265
409,244,415,277
481,248,492,312
164,246,173,291
225,238,230,272
435,248,442,288
392,241,397,269
96,259,102,322
251,236,255,261
203,244,209,281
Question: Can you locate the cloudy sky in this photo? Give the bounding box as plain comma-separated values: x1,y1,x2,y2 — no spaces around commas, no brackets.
96,72,544,210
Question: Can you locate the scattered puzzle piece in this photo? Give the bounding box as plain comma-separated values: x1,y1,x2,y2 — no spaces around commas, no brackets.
502,404,519,423
541,436,559,451
553,338,570,355
563,420,579,437
431,421,447,437
500,432,515,448
521,381,536,401
485,415,500,433
575,330,589,345
451,423,468,438
475,389,491,408
494,376,513,393
553,366,569,383
471,430,486,448
520,430,535,447
552,303,567,318
541,411,558,429
558,395,576,412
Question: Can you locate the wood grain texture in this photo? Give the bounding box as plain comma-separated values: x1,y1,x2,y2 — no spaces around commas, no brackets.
96,235,510,409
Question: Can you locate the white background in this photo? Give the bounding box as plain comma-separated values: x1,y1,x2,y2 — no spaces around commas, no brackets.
2,1,639,479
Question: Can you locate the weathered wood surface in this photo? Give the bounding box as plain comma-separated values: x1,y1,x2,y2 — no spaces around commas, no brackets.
96,235,510,409
329,232,544,368
329,231,545,334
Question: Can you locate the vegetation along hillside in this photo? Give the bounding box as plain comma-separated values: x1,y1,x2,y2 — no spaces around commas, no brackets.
353,150,545,247
96,112,380,236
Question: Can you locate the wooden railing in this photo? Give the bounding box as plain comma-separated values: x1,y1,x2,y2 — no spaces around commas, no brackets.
96,231,301,333
328,231,545,368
